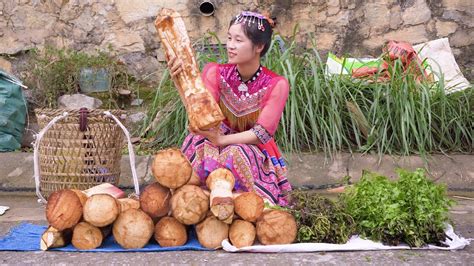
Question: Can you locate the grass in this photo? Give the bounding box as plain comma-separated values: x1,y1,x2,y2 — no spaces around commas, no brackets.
140,32,473,157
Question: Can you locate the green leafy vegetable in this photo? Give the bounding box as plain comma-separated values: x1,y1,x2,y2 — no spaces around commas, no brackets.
288,190,355,244
342,168,453,247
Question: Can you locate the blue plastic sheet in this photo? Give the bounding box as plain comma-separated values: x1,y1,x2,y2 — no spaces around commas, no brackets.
0,223,211,252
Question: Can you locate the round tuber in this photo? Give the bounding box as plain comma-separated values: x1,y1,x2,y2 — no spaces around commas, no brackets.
83,194,120,227
71,222,104,250
152,148,192,189
140,182,171,219
113,209,154,249
234,192,264,222
154,217,187,247
229,219,256,248
171,185,209,225
46,189,83,230
256,210,297,245
196,215,229,249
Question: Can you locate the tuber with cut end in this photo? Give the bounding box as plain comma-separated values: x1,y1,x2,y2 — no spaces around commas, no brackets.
40,226,72,251
154,217,187,247
171,185,209,225
46,189,83,231
206,168,235,222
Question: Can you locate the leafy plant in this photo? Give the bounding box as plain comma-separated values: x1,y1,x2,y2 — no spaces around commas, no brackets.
287,190,355,244
141,31,473,156
26,46,133,108
342,168,453,247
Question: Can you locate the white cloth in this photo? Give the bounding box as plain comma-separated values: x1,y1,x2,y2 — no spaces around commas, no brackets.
222,224,470,253
0,206,9,216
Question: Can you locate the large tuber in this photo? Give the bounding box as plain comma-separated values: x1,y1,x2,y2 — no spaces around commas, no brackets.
140,182,171,219
71,222,110,250
196,215,229,249
154,217,187,247
229,219,256,248
155,8,224,131
256,210,297,245
234,192,264,222
83,194,120,227
113,209,154,249
171,185,209,225
46,189,83,231
152,148,192,189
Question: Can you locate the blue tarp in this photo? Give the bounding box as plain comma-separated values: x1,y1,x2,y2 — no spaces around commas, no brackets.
0,223,210,252
0,70,27,151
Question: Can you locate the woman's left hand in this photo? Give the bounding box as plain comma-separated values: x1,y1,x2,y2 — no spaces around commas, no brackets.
191,126,225,147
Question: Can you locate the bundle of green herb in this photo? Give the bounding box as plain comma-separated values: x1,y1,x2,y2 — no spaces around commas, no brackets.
288,190,355,244
342,168,453,247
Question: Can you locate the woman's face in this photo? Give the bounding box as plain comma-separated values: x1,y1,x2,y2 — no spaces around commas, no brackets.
227,23,259,64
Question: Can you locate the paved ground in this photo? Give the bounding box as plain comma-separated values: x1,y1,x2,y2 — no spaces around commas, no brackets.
0,193,472,265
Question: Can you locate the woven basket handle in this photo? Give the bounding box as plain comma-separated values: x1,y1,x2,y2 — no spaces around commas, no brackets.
33,111,140,204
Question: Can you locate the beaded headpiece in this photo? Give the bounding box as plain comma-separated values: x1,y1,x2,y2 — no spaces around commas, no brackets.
234,11,275,32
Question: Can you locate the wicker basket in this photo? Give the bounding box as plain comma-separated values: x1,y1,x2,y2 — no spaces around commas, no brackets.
34,108,127,199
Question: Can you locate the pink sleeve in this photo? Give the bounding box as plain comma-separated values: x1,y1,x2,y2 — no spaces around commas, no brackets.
251,77,289,143
201,63,220,102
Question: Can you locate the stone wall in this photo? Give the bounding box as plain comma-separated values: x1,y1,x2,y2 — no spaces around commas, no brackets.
0,0,472,82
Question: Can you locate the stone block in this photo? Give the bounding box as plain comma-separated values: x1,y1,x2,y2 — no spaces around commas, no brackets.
315,32,338,51
115,0,187,24
57,94,103,109
389,6,402,30
363,2,391,34
401,0,432,25
442,0,474,14
450,29,474,47
436,20,458,36
101,29,145,54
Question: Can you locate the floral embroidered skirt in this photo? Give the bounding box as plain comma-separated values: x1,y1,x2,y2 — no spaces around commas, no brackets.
180,124,292,206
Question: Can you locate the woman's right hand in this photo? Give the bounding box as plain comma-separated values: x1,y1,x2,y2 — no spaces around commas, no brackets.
167,55,183,78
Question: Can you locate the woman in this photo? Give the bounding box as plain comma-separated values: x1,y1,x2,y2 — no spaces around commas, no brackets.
168,11,291,206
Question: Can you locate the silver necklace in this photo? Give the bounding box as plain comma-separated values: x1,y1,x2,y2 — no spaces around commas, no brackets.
237,65,262,94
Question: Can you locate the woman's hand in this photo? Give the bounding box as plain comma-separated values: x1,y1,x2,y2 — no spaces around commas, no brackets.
166,55,183,78
191,126,226,147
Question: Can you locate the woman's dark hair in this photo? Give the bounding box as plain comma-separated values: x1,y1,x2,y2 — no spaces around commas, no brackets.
229,14,273,57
